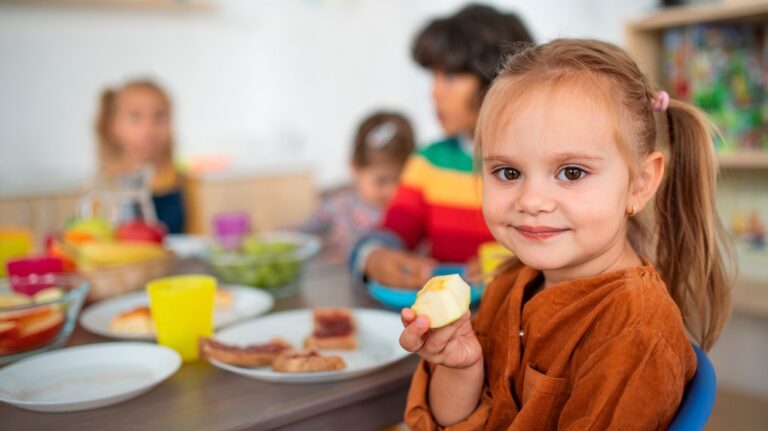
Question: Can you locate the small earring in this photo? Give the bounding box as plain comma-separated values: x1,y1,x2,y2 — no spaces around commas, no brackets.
627,205,637,217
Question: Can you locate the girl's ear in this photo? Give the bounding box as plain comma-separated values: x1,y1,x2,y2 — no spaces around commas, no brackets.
631,151,665,212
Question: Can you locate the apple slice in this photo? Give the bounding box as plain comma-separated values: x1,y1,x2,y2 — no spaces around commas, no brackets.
0,293,32,308
33,287,64,303
411,274,471,329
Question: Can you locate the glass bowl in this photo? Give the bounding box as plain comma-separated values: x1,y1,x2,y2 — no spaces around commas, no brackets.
208,231,320,298
0,274,89,364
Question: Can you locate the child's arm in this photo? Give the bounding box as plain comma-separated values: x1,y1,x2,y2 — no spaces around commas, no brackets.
400,309,484,426
347,155,431,287
365,248,436,289
429,357,484,425
557,327,692,430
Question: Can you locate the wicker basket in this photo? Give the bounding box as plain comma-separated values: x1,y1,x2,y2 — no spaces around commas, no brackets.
80,253,175,302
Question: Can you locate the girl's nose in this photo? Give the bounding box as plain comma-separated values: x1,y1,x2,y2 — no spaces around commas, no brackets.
514,178,556,215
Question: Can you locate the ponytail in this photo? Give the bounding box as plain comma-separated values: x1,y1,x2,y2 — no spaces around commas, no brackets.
654,99,735,351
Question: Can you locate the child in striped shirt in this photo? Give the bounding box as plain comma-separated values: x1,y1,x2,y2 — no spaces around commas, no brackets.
349,5,533,288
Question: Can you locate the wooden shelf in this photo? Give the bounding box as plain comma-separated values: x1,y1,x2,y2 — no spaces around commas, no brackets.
0,0,214,12
628,1,768,31
718,152,768,170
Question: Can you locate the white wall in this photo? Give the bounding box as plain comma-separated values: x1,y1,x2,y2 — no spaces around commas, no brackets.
0,0,656,194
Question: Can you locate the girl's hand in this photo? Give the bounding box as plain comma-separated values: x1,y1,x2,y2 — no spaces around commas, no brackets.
365,249,436,289
399,308,482,369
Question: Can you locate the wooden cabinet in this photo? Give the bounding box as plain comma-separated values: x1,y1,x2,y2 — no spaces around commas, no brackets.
185,170,318,235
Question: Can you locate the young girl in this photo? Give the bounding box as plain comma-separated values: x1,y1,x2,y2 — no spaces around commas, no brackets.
349,5,533,288
400,39,733,429
95,79,185,233
301,112,415,262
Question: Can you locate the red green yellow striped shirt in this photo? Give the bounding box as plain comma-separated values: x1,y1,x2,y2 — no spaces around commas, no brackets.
381,137,493,263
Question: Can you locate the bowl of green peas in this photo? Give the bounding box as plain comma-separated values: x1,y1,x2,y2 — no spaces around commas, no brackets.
208,231,320,298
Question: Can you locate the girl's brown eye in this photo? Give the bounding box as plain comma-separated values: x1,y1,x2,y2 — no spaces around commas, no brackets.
558,167,586,181
495,167,520,181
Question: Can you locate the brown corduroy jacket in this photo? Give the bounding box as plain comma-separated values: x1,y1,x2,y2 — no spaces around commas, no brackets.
405,260,696,430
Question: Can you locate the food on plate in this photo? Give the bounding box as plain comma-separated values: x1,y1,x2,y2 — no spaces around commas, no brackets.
214,288,233,309
272,350,346,373
109,306,154,335
411,274,470,329
199,337,293,367
304,308,356,350
108,289,234,335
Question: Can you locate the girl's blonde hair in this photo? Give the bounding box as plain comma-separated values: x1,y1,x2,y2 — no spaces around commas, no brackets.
477,39,735,351
95,79,174,175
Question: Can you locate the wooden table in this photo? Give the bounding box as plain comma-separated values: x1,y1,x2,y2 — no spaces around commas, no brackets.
2,258,419,430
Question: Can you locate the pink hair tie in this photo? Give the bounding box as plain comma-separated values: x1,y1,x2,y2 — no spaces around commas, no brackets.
652,91,670,112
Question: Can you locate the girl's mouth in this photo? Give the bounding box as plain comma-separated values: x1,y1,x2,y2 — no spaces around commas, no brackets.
513,225,569,241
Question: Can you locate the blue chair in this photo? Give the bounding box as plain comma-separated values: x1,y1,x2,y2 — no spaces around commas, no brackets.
669,344,717,431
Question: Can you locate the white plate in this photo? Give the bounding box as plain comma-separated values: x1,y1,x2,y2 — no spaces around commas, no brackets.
0,342,180,412
207,308,411,383
79,285,274,340
163,234,211,258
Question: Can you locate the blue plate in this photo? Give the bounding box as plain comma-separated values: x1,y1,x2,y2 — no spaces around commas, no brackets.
367,264,483,310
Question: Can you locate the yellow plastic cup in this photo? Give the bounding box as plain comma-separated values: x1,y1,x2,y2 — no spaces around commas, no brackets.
478,241,514,284
0,227,33,277
147,274,216,361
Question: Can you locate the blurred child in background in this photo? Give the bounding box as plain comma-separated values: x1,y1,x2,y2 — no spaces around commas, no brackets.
95,79,185,233
349,4,534,288
301,112,415,262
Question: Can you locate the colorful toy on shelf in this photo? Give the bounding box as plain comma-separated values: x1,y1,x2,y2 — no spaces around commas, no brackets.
662,22,767,153
746,210,766,249
730,207,766,250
